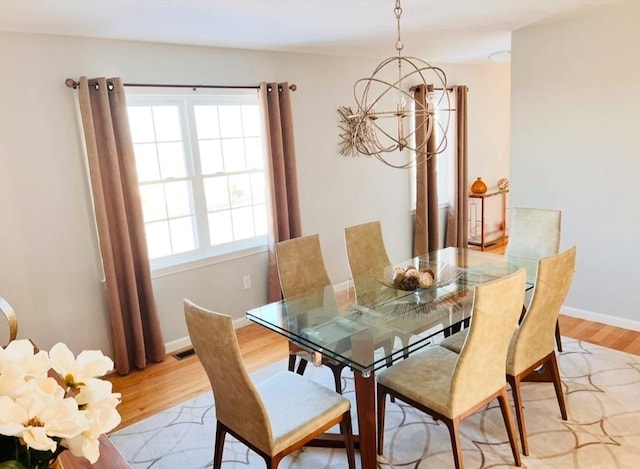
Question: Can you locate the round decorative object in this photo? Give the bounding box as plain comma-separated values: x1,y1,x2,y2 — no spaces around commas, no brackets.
497,177,509,191
470,177,487,194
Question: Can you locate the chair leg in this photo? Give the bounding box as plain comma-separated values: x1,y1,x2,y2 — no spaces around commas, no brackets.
265,455,279,469
383,336,395,367
497,388,522,466
399,333,411,359
326,362,345,393
287,353,296,372
376,385,388,455
507,374,529,456
340,410,356,469
295,357,308,375
443,418,464,469
213,422,227,469
548,352,568,420
555,320,563,352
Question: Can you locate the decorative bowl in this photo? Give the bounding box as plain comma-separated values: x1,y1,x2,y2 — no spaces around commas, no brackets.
376,262,462,292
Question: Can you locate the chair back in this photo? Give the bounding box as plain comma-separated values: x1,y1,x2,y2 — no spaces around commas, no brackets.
344,221,394,307
275,234,331,298
1,297,18,346
449,269,526,416
183,300,273,452
505,208,561,259
508,246,577,374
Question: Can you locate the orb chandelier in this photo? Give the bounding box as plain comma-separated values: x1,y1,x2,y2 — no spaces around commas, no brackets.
340,0,450,169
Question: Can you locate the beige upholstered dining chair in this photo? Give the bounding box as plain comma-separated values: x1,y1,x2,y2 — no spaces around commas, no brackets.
505,207,561,260
344,220,395,308
275,234,348,392
506,207,563,351
377,269,527,469
184,300,356,469
1,296,18,346
440,246,576,456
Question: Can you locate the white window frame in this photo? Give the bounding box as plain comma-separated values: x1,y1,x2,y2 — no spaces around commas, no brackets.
126,90,268,276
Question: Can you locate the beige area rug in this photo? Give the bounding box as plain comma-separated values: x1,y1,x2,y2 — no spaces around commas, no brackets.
110,338,640,468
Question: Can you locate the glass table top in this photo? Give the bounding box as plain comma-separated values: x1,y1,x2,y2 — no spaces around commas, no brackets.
247,247,536,376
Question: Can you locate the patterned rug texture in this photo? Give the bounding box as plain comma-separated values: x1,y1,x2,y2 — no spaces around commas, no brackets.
111,338,640,468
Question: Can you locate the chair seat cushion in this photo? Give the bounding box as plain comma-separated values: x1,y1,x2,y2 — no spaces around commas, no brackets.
258,371,350,455
377,346,459,418
439,329,468,354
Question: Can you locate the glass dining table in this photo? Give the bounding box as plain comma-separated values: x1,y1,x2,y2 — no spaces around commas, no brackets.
246,247,537,468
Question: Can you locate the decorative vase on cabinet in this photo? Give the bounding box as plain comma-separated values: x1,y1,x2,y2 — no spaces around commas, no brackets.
470,177,487,194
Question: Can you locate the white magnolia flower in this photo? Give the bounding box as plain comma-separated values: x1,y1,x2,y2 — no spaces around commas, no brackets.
0,339,50,379
0,363,31,399
0,391,87,453
49,343,114,387
0,340,120,466
0,395,28,438
63,432,101,464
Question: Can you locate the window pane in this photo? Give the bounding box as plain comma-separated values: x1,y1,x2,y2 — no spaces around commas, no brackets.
244,137,264,170
218,105,243,138
165,181,192,218
157,142,187,179
208,210,233,245
194,105,220,139
199,139,224,174
169,216,196,254
231,206,254,240
140,184,167,222
133,143,160,182
145,221,172,259
253,203,267,236
228,174,251,207
204,176,230,210
128,107,155,143
251,172,265,204
222,138,246,172
152,106,182,142
242,105,261,137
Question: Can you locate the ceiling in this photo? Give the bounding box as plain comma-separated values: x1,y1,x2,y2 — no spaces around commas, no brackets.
0,0,618,64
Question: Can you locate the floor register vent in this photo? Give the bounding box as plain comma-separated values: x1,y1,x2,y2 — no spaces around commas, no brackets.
173,347,196,360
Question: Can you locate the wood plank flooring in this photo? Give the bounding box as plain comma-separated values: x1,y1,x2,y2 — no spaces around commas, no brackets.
106,238,640,431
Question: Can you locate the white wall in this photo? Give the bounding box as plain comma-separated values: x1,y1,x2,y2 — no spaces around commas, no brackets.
511,3,640,328
0,32,510,355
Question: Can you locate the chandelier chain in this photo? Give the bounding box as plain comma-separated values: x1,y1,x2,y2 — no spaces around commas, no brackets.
340,0,451,168
395,0,403,53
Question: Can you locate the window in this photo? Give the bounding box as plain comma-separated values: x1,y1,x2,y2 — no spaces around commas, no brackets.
435,89,456,206
126,92,267,271
410,89,456,208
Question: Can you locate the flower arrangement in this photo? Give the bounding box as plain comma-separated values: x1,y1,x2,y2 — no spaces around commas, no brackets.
0,339,121,469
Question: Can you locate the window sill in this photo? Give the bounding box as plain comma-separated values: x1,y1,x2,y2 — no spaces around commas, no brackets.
150,244,268,279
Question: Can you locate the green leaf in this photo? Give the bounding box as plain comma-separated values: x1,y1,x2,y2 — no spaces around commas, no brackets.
0,461,27,469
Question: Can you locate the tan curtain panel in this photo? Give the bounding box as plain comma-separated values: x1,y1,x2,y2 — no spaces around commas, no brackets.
77,77,165,375
259,82,302,303
413,84,439,257
445,85,469,248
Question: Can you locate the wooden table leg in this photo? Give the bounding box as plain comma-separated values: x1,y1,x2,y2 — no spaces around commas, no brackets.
354,371,377,469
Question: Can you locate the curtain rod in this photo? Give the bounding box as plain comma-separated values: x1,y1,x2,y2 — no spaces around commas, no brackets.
409,85,455,92
64,78,297,92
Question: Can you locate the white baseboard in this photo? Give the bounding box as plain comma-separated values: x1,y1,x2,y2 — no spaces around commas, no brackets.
561,306,640,332
164,317,254,354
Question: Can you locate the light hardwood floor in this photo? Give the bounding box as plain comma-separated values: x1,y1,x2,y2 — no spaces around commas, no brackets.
107,240,640,432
